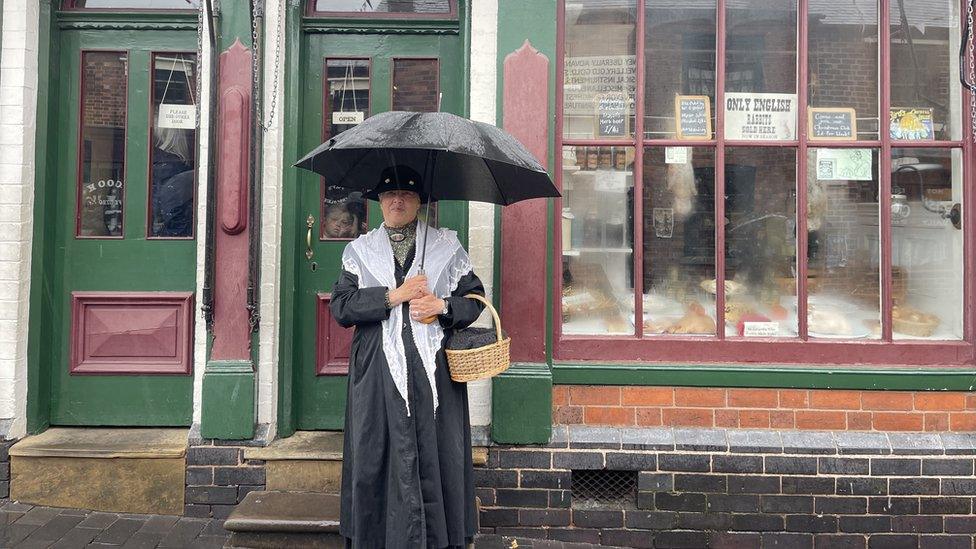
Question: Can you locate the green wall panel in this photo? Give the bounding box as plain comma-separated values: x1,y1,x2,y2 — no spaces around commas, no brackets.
492,363,552,444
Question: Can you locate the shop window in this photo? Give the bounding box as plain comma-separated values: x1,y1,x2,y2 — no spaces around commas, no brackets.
557,0,970,364
77,51,127,239
309,0,455,17
321,59,371,241
63,0,200,9
148,52,198,239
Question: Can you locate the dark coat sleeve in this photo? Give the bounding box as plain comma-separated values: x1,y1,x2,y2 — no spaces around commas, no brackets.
438,271,486,330
329,269,391,328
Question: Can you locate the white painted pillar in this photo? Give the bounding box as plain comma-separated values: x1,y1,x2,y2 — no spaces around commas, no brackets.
256,0,287,442
0,0,40,441
467,0,499,430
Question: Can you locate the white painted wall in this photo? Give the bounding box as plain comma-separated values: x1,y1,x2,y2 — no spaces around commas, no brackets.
467,0,499,428
0,0,39,440
256,0,287,441
191,7,214,427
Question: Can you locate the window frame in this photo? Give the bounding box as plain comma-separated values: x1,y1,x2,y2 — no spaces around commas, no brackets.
554,0,975,366
320,56,373,242
305,0,458,20
75,49,129,240
60,0,199,11
146,50,199,240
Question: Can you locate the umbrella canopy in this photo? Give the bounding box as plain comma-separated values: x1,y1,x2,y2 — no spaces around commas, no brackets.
293,111,559,205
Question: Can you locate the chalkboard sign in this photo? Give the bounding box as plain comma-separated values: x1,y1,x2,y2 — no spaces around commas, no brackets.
675,95,712,140
597,94,628,137
808,107,857,140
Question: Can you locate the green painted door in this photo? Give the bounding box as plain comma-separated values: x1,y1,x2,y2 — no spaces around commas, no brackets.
294,29,467,430
48,28,199,425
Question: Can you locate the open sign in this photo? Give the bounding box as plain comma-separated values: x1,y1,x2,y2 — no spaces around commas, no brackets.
333,111,364,125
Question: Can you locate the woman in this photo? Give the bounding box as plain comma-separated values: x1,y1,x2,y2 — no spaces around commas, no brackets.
330,165,484,549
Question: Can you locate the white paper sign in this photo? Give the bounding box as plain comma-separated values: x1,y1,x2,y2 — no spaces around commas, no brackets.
724,92,797,140
333,111,364,125
743,322,780,337
157,104,196,129
815,148,873,181
665,147,690,164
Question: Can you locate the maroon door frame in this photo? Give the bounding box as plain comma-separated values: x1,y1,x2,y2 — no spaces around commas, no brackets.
551,0,976,366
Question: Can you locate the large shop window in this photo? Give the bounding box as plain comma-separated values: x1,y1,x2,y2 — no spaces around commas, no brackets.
62,0,201,9
309,0,456,18
558,0,971,365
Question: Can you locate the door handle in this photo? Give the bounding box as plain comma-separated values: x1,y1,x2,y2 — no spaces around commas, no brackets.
305,215,315,260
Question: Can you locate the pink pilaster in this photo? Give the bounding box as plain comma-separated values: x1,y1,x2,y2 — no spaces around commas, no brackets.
501,40,550,363
211,40,253,360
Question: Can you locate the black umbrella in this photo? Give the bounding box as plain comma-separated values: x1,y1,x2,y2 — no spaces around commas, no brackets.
294,111,560,270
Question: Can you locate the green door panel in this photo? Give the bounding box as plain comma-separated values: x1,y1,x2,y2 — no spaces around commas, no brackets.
48,28,198,426
294,28,467,430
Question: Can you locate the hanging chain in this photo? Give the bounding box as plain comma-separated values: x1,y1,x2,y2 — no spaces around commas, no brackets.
968,0,976,144
195,0,205,129
250,0,284,131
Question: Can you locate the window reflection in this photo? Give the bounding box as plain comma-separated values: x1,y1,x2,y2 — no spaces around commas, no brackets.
724,147,798,337
314,0,451,13
808,0,879,140
806,148,880,339
561,145,635,335
644,0,716,139
889,148,963,340
149,53,197,238
78,52,127,238
392,58,440,112
889,1,961,141
563,0,638,140
68,0,200,7
642,147,716,335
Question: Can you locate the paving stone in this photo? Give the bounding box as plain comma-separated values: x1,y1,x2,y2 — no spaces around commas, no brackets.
48,527,100,549
93,518,146,545
16,507,64,526
120,532,165,549
156,517,208,548
0,522,42,546
2,502,34,513
185,535,230,549
199,519,230,537
0,510,24,526
76,512,119,530
135,514,179,535
728,430,783,453
30,514,84,540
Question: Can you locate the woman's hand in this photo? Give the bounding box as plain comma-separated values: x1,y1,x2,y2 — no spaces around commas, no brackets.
389,275,429,306
409,294,445,321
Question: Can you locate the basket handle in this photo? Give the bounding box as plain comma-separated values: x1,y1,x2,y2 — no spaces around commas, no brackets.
463,293,503,342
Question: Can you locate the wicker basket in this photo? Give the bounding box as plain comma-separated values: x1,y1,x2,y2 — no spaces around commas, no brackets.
445,294,511,382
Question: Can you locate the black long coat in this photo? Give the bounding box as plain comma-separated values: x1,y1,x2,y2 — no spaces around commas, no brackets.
330,244,485,549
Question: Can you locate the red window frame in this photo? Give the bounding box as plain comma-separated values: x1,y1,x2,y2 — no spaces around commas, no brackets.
305,0,458,19
554,0,976,367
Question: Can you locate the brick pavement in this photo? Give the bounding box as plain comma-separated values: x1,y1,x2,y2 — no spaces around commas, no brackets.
0,499,230,549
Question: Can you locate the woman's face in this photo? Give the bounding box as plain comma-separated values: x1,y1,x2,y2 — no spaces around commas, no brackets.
379,190,421,227
324,208,357,238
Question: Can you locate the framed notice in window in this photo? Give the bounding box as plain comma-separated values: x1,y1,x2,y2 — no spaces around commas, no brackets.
808,107,857,141
674,95,712,140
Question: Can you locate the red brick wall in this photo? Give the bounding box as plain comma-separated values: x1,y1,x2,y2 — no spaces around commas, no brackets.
553,386,976,432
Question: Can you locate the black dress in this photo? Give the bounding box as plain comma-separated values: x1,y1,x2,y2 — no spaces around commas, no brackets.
330,243,484,549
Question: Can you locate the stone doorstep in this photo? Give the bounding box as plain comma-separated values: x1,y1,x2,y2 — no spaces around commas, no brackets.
9,427,188,459
223,491,341,533
8,428,188,515
244,430,488,466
